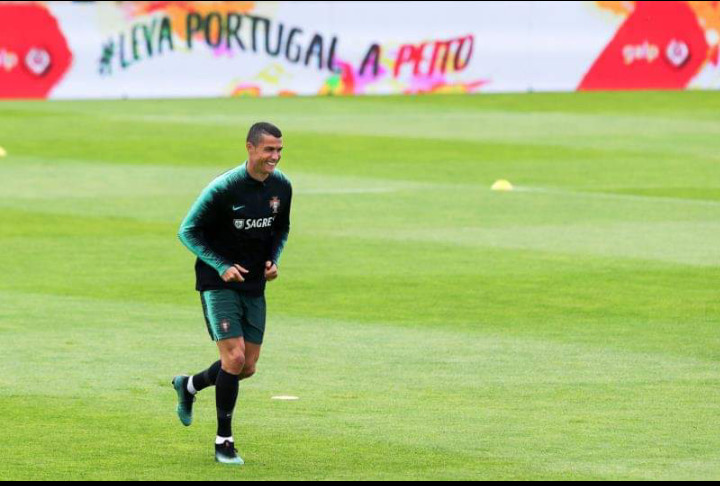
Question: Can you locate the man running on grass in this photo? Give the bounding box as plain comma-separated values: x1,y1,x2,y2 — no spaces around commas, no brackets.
173,122,292,465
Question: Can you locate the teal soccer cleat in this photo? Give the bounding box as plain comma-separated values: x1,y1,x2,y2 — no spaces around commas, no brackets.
215,440,244,465
172,375,195,427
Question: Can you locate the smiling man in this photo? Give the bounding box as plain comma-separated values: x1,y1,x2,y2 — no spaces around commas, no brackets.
173,122,292,465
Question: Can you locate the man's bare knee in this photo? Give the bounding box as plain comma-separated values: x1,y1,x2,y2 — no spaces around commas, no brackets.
223,350,245,375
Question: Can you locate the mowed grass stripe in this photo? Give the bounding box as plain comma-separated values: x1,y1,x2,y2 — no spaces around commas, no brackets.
1,159,717,226
0,128,716,192
0,291,718,480
326,221,720,266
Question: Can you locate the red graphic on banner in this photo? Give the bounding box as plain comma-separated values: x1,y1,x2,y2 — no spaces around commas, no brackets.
580,1,709,90
0,4,73,99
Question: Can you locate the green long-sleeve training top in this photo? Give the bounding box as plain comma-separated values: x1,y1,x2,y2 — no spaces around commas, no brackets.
178,162,292,296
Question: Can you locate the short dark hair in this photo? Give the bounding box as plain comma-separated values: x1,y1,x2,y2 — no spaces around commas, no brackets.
247,122,282,146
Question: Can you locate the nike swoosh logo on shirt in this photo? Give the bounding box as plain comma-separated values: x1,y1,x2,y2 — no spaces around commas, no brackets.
233,205,245,211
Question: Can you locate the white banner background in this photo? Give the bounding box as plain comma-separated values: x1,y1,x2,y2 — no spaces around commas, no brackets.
2,1,718,99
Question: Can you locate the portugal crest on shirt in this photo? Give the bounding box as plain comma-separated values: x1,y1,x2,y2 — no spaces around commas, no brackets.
270,197,281,214
234,219,245,230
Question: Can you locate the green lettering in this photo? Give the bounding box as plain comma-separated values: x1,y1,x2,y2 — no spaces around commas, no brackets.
159,16,174,54
142,19,157,58
186,13,203,49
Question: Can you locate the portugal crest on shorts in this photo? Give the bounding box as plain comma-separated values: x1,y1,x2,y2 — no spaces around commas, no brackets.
269,197,281,214
220,319,231,333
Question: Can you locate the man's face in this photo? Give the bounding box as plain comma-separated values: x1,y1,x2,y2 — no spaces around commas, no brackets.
247,134,283,177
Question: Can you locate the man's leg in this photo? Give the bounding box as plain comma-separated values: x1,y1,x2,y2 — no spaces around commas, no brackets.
238,295,266,381
214,337,245,465
176,289,247,464
187,360,222,394
240,342,261,381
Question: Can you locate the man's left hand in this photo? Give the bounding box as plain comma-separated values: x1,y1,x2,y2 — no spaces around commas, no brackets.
265,261,278,281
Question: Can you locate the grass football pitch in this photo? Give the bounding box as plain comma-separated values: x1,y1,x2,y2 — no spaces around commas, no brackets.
0,91,718,480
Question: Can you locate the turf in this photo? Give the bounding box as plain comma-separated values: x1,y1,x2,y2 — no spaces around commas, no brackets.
0,91,718,480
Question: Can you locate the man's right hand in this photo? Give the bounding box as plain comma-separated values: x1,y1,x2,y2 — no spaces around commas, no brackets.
221,264,249,283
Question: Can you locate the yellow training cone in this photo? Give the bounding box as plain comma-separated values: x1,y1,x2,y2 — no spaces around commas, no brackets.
0,146,6,157
491,179,513,192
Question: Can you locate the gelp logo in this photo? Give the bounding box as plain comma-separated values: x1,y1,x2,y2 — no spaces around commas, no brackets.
0,4,72,99
622,42,659,65
580,2,707,91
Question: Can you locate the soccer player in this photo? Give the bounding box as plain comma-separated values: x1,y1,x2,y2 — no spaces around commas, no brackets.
173,122,292,465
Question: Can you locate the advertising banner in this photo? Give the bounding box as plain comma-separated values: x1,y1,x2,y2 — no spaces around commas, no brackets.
0,1,718,99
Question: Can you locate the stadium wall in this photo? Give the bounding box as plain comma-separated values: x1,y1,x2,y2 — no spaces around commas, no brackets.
1,1,718,99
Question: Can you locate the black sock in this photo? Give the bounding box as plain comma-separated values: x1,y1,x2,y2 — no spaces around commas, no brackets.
216,368,240,438
191,361,221,393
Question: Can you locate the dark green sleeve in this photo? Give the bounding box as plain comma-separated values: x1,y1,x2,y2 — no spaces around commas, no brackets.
178,183,233,277
270,184,292,266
